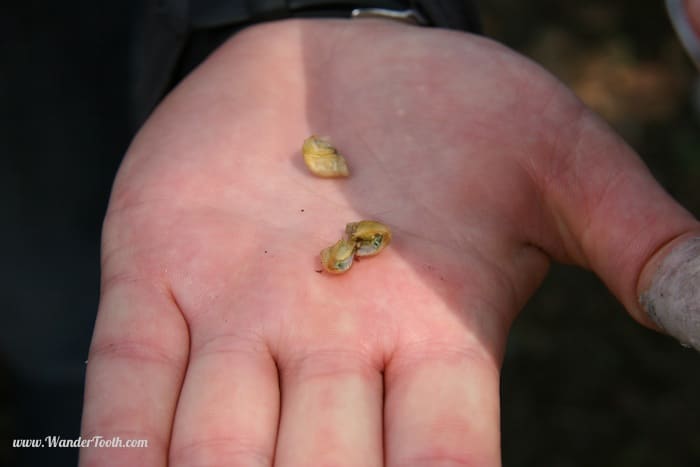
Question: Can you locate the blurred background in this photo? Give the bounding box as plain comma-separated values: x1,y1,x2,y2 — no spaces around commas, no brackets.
2,1,699,466
1,2,134,466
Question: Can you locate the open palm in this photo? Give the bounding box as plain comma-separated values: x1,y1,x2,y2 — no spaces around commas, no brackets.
80,19,698,466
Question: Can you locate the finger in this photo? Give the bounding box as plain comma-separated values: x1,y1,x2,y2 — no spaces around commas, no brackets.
533,107,700,333
168,323,279,467
80,279,189,467
686,0,700,36
384,338,501,466
274,347,384,466
638,233,700,349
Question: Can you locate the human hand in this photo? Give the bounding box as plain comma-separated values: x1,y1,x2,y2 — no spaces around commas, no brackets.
668,0,700,68
689,0,700,33
80,19,700,466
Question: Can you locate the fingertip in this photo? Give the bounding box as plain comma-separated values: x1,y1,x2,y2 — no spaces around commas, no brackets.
685,0,700,37
638,232,700,350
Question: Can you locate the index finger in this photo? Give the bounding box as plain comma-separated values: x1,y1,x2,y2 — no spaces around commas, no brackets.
79,277,188,466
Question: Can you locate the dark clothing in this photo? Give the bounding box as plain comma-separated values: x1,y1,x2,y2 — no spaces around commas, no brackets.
2,3,136,466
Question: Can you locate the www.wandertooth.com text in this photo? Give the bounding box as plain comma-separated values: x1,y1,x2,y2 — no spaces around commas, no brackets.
13,436,148,449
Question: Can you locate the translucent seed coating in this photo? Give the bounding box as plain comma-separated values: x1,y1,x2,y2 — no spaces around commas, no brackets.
320,238,356,274
302,135,350,178
345,220,392,257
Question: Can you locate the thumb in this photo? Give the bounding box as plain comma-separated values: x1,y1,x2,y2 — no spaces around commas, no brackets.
639,234,700,349
536,108,700,349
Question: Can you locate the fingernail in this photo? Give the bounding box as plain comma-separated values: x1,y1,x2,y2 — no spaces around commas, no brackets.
639,236,700,350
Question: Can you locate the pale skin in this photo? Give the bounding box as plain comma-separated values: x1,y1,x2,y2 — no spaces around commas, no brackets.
688,0,700,36
79,19,700,466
